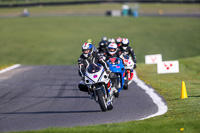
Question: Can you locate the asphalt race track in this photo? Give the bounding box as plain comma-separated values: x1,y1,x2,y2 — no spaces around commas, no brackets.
0,65,166,132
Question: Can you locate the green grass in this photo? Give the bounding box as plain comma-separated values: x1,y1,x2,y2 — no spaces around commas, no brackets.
0,16,200,66
0,4,200,133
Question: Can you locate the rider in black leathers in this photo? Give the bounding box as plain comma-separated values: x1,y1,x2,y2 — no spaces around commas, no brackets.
97,41,107,57
118,38,137,69
78,43,110,92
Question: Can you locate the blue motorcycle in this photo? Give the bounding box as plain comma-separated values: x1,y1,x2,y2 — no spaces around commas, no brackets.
107,57,125,94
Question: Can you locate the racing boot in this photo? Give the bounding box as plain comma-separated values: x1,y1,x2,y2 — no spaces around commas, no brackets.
112,87,119,98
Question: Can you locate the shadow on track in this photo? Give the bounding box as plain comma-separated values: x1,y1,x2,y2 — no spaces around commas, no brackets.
0,110,101,115
32,96,90,99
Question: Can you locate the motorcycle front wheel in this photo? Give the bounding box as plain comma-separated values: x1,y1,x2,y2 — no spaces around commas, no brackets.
96,89,107,112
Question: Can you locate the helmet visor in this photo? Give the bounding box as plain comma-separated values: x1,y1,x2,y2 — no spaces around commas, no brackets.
82,49,90,54
108,48,116,52
122,43,128,47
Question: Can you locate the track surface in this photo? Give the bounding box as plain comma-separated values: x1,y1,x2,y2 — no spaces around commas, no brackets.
0,65,164,132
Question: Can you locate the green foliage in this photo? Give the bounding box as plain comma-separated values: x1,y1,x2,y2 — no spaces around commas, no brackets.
135,56,200,133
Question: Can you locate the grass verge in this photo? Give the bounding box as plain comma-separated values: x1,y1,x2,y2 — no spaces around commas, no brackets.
0,16,200,65
0,64,15,70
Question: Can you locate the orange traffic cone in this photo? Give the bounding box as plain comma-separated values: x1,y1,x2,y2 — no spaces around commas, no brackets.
181,81,188,99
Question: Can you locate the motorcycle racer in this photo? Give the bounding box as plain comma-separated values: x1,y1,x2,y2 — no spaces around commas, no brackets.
119,38,137,69
78,43,117,96
104,42,123,93
97,41,107,56
119,38,137,81
107,38,115,45
105,42,121,60
116,37,122,47
102,36,108,43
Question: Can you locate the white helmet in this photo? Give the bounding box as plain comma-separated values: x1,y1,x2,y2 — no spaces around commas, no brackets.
102,36,107,42
122,38,129,50
108,38,115,43
107,43,118,55
82,42,94,58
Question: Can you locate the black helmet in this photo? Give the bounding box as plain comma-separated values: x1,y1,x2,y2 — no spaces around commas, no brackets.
99,41,107,48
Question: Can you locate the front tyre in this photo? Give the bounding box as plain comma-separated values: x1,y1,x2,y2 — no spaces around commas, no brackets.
96,89,107,112
124,73,129,90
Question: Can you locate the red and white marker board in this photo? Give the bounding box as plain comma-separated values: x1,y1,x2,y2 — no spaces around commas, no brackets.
157,61,179,74
145,54,162,64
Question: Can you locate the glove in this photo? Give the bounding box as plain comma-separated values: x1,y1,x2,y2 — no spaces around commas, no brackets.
134,63,137,69
109,72,115,78
106,69,111,74
119,54,125,60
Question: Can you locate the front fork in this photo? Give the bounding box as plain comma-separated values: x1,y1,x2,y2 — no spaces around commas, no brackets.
105,81,114,106
89,82,113,106
91,85,108,103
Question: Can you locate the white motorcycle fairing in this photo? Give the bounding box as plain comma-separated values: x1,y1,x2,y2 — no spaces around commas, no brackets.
85,67,110,85
124,57,134,70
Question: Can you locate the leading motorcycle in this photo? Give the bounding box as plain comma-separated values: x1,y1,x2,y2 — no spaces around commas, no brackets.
84,63,114,112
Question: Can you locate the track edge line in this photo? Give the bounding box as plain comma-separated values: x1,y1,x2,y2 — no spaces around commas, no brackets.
0,64,21,74
133,70,168,120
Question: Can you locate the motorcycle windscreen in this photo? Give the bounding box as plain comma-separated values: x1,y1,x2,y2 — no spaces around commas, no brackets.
108,58,120,65
123,55,129,59
87,63,102,73
123,55,129,65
